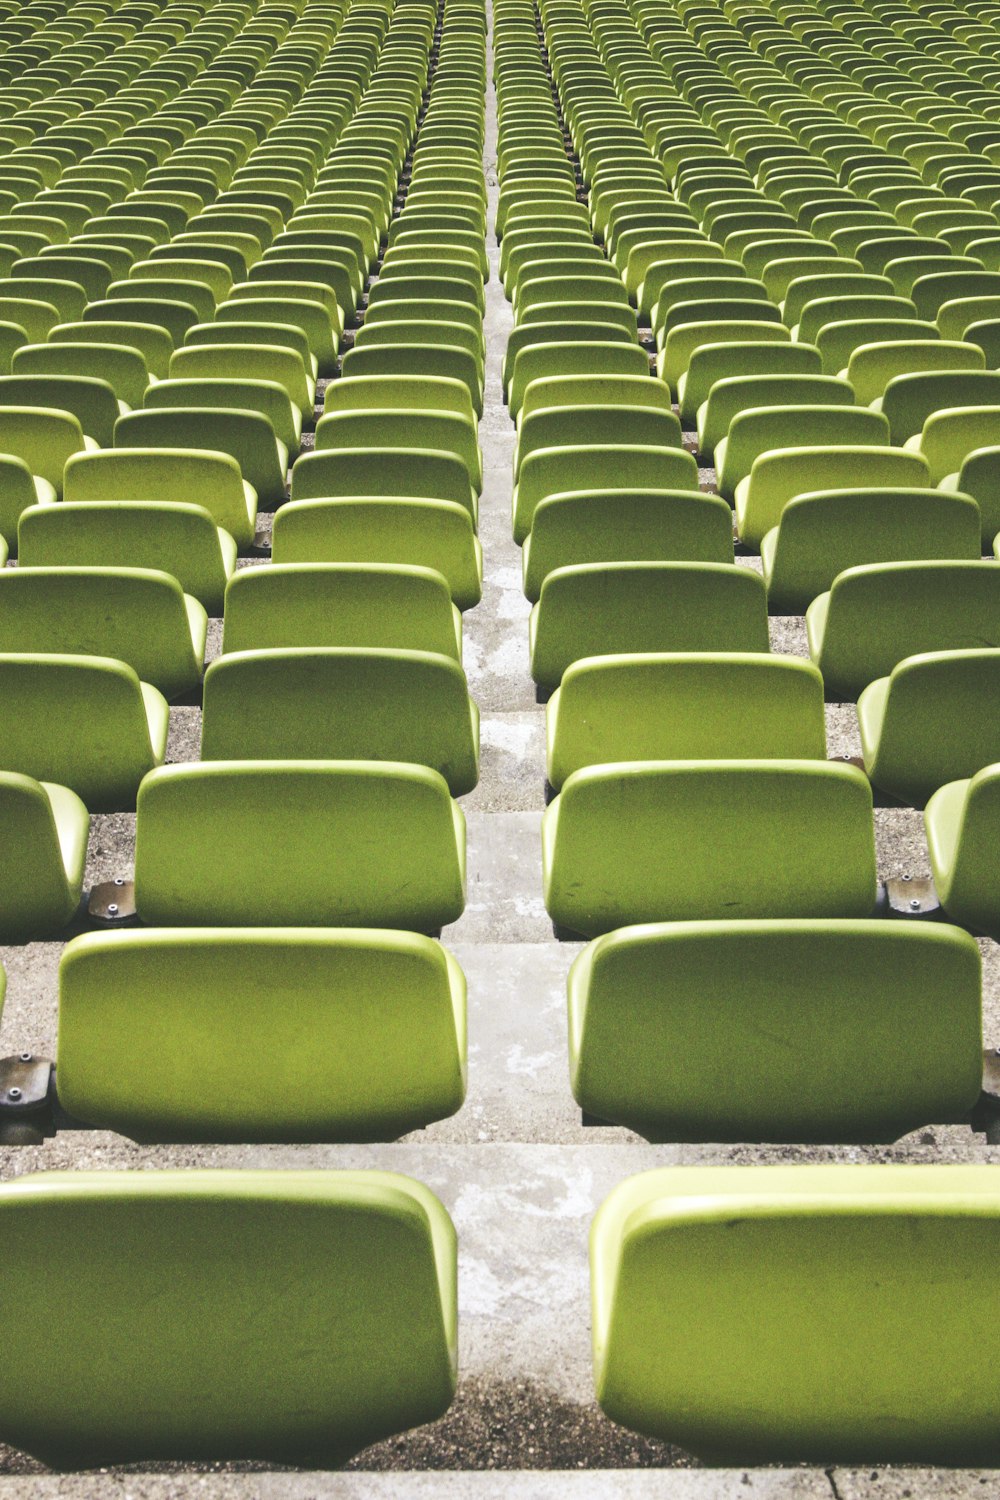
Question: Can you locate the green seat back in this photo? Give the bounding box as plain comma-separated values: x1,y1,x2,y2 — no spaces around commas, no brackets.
572,921,981,1140
0,404,87,491
134,761,465,931
881,369,1000,442
0,373,120,447
0,653,165,811
591,1163,1000,1462
514,444,698,545
920,405,1000,484
203,646,477,795
807,561,1000,700
0,1167,457,1466
547,654,825,789
762,488,982,615
530,561,769,690
718,405,889,500
737,446,931,551
64,447,255,550
59,930,466,1142
0,771,88,941
927,765,1000,937
13,340,149,408
543,760,876,935
679,339,822,425
117,405,283,506
0,566,205,699
522,489,735,603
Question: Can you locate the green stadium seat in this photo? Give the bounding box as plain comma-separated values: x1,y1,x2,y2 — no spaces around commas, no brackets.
678,339,823,426
659,317,790,392
716,405,888,500
507,338,648,415
0,1167,457,1465
222,564,462,661
516,406,682,477
63,446,255,552
0,373,121,447
736,447,931,551
0,770,88,942
12,340,149,410
914,406,1000,484
202,648,478,795
50,318,173,380
698,374,854,460
881,369,1000,443
0,405,95,495
134,761,465,931
57,928,467,1142
85,294,201,346
941,446,1000,545
591,1163,1000,1462
169,342,315,419
762,487,982,614
543,760,876,936
216,294,338,376
0,566,205,700
513,445,698,546
522,489,735,603
530,562,769,691
571,920,981,1140
116,406,285,507
0,454,54,550
808,561,1000,700
340,342,483,417
926,764,1000,937
315,409,481,498
547,654,826,789
0,653,166,811
292,449,477,517
859,649,1000,806
849,339,986,406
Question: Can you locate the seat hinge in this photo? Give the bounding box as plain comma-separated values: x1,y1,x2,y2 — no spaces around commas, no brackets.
0,1053,57,1145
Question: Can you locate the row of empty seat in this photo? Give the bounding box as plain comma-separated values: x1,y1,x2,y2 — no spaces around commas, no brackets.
491,0,1000,1459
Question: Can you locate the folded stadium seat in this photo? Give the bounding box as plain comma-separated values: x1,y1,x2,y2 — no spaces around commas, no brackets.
808,561,1000,701
117,404,285,509
762,486,982,615
780,271,896,330
215,294,338,375
514,443,699,547
63,443,255,551
56,928,467,1142
169,343,315,422
530,562,769,692
0,1168,457,1466
571,920,982,1141
678,339,823,427
507,339,647,416
793,293,919,346
0,446,57,551
547,654,826,790
0,373,121,448
848,339,987,408
717,405,890,502
736,447,931,552
85,294,201,346
202,648,478,796
926,764,1000,937
697,374,855,461
0,404,96,501
315,409,481,499
912,406,1000,486
134,760,465,931
543,759,876,936
0,566,205,700
522,489,735,603
0,770,88,942
340,343,483,417
859,649,1000,806
910,269,1000,320
591,1163,1000,1463
881,369,1000,443
222,563,461,661
0,296,60,346
516,407,682,480
51,318,173,380
0,653,166,812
